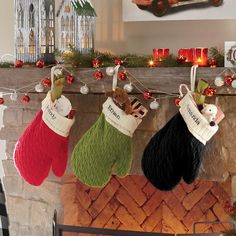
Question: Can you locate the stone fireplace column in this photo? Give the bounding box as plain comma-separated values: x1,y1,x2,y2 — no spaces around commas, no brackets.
0,95,64,236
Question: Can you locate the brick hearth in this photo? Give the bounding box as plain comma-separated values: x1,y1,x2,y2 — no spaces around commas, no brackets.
61,175,231,234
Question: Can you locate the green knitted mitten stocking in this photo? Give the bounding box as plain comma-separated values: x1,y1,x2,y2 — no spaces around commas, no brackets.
71,97,142,187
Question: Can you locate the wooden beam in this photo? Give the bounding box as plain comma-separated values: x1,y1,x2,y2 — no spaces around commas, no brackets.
0,67,232,95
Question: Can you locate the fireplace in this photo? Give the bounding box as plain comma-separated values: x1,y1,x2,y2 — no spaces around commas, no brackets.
0,68,236,236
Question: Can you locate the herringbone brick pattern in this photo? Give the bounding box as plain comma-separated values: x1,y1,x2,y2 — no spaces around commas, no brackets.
61,175,231,235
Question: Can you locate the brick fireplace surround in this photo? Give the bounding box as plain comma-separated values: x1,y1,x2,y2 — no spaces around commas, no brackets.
1,68,236,236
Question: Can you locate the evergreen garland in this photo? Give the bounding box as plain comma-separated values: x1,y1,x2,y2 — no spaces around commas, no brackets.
0,62,14,68
209,47,224,67
0,47,226,68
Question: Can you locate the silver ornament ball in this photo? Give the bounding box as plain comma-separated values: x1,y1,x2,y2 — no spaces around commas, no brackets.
80,85,89,95
150,100,160,110
10,93,18,101
214,76,224,87
231,80,236,89
123,83,133,93
106,67,115,76
35,83,44,93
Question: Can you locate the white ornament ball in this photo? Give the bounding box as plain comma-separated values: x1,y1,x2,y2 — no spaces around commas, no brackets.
106,67,115,76
80,85,89,95
55,96,72,117
214,76,224,87
10,93,18,101
35,83,44,93
150,100,160,110
123,83,133,93
231,80,236,89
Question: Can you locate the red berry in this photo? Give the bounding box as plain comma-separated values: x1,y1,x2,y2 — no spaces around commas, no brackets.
92,58,100,68
143,91,152,100
175,97,181,107
94,70,104,80
118,71,127,81
204,87,216,97
114,59,123,66
0,97,5,105
42,77,52,87
15,60,23,68
67,109,76,119
21,95,30,103
208,58,217,67
66,74,75,84
36,59,45,68
224,75,233,86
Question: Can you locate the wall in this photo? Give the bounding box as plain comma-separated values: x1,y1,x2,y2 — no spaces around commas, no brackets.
0,0,236,56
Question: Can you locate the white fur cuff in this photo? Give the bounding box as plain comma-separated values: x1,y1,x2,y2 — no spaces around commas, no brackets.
179,92,218,145
102,97,142,137
41,92,75,137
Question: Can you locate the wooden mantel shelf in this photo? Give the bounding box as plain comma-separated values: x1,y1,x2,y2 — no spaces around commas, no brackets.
0,67,233,95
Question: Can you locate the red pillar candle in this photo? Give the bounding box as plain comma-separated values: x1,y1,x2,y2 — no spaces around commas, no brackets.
163,48,170,58
153,49,158,61
153,48,170,61
186,48,194,63
178,48,187,61
194,47,208,66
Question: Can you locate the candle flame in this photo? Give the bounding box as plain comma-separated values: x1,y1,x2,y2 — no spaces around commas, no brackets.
197,58,202,63
148,60,154,67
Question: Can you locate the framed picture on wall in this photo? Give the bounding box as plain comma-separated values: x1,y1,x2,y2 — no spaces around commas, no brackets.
225,41,236,67
123,0,236,22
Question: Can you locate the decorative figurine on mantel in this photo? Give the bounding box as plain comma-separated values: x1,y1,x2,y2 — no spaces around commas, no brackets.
57,0,96,54
14,0,55,63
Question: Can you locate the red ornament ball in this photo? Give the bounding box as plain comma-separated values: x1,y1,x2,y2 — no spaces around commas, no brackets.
42,77,52,87
224,75,233,86
114,59,123,66
36,59,45,68
175,97,181,107
143,91,152,100
15,60,23,68
67,109,76,119
0,97,5,105
204,87,216,97
118,71,127,81
66,74,75,84
208,58,217,68
94,70,104,80
21,95,30,103
92,58,101,68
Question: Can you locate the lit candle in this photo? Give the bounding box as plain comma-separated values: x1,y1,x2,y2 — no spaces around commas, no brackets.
178,48,187,61
177,48,195,63
194,47,208,66
153,48,169,61
186,48,194,63
153,49,158,61
163,48,170,58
